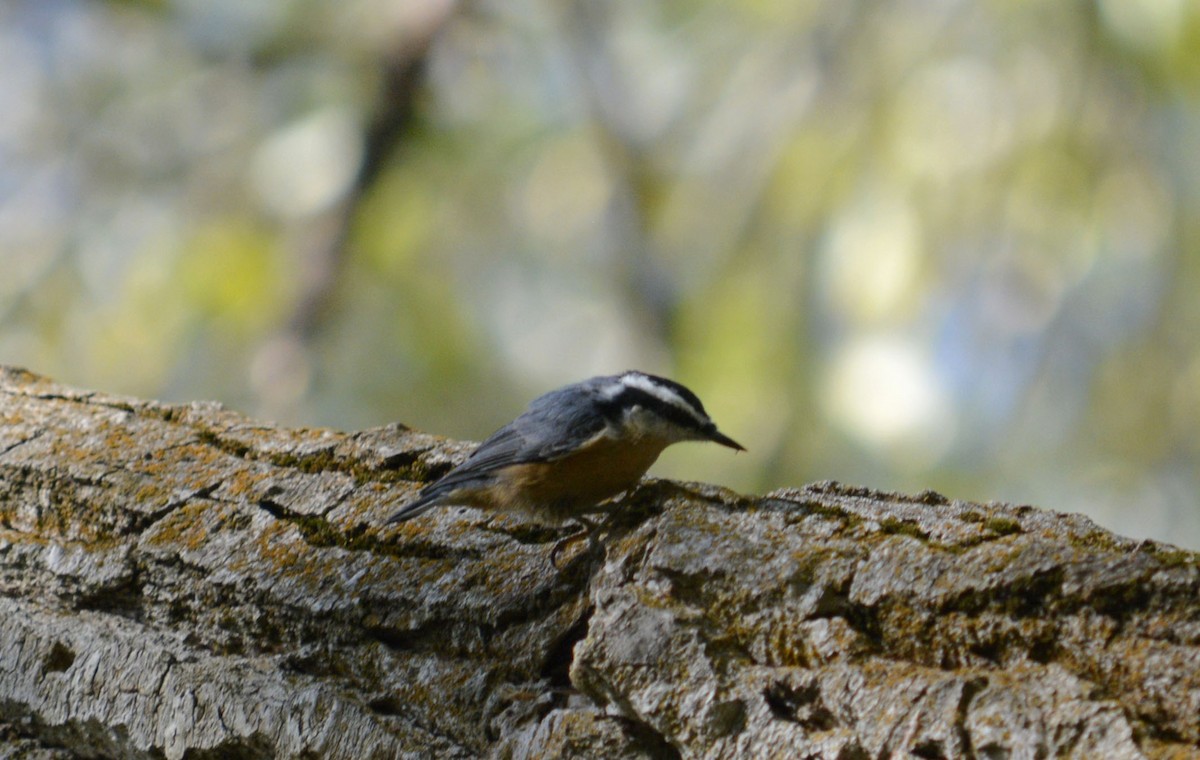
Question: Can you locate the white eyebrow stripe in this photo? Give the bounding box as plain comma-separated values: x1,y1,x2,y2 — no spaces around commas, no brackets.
599,379,627,400
617,373,709,425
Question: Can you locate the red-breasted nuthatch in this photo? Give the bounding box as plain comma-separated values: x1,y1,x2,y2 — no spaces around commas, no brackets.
385,371,743,527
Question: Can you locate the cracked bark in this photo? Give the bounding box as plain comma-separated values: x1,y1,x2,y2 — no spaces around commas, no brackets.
0,366,1198,759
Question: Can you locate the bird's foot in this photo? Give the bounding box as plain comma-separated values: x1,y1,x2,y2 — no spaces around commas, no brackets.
549,516,605,570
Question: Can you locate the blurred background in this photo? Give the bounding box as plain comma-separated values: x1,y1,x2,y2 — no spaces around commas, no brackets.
2,0,1199,547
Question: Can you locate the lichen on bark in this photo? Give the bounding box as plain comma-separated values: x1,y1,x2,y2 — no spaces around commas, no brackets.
0,367,1197,758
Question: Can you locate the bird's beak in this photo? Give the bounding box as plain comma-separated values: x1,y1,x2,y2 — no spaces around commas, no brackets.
708,428,745,451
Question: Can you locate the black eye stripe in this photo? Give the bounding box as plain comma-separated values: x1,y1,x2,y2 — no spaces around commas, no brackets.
601,387,709,432
633,373,708,417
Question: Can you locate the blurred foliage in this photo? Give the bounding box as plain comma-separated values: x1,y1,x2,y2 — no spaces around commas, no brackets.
2,0,1200,546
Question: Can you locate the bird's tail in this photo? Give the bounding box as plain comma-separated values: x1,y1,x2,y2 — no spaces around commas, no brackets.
384,490,444,525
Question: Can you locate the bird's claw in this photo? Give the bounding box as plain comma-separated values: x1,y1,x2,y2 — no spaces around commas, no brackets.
550,517,605,570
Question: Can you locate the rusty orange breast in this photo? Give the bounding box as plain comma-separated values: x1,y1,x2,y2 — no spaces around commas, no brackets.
490,434,668,522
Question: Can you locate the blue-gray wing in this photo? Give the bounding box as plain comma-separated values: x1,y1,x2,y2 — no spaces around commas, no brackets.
385,380,613,523
447,384,610,474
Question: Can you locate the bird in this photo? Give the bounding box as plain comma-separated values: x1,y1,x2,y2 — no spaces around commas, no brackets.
384,371,743,531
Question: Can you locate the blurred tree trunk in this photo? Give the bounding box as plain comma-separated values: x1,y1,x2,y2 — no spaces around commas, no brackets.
0,367,1196,759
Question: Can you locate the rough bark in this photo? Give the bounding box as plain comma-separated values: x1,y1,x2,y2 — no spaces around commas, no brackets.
0,366,1197,759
